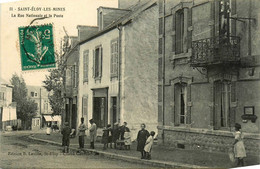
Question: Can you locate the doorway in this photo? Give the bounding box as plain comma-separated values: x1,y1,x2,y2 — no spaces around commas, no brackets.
111,97,117,124
93,97,107,128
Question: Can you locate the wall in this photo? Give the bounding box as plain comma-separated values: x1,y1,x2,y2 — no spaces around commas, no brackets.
123,3,159,138
159,0,260,155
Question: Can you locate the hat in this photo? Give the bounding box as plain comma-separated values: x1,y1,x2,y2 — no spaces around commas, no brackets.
64,122,69,126
114,122,118,125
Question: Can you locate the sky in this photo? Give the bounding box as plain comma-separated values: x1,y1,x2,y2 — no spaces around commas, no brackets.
0,0,118,86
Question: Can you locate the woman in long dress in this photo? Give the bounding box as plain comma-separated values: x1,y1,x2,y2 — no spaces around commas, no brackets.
233,123,246,166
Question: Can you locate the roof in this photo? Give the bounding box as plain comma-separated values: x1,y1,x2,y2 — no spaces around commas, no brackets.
79,0,157,45
27,85,50,98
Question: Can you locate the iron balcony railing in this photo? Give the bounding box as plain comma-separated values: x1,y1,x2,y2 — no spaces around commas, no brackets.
191,36,240,67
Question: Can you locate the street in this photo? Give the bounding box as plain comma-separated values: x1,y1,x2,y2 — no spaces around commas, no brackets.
0,131,152,168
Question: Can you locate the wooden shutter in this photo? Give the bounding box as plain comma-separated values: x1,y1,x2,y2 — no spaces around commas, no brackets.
159,38,163,54
231,0,236,36
110,42,113,75
187,8,192,50
230,81,237,127
172,13,176,53
115,41,118,75
100,47,103,78
174,84,180,126
82,96,88,120
186,84,191,124
92,50,95,78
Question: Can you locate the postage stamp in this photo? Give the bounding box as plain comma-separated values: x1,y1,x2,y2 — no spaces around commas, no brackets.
18,24,56,71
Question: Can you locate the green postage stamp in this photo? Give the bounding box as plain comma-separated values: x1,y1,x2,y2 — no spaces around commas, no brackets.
18,24,56,71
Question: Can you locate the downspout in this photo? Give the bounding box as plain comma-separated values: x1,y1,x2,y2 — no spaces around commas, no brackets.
117,24,122,124
162,0,166,144
248,0,252,56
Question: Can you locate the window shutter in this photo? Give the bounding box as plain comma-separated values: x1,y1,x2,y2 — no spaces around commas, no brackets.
231,0,236,36
187,8,192,50
174,84,180,126
186,84,191,124
100,47,103,78
230,81,237,127
92,50,95,78
159,38,163,54
110,43,113,75
172,13,176,53
82,96,88,120
115,42,118,75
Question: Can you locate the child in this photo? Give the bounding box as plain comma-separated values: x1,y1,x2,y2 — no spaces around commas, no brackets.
61,122,73,153
144,131,156,160
233,123,246,167
124,127,131,150
107,124,113,148
102,125,109,150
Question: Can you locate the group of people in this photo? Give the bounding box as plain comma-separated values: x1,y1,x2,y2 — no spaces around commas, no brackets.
61,118,96,153
62,119,246,165
101,122,131,150
61,119,156,160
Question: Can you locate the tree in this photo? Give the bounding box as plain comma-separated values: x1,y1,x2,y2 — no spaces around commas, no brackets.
10,74,37,129
43,32,71,115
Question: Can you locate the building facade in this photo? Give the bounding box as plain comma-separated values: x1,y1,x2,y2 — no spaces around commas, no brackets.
27,86,53,130
0,78,17,130
78,0,158,138
63,26,98,131
158,0,260,155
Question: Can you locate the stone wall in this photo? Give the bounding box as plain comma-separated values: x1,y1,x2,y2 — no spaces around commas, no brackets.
158,127,260,156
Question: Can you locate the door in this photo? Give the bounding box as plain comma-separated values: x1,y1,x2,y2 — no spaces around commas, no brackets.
93,97,107,128
111,97,117,124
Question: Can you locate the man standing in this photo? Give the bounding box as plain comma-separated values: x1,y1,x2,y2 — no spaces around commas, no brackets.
78,117,87,150
89,119,97,149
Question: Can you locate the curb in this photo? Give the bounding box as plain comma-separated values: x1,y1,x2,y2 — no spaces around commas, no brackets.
28,135,206,168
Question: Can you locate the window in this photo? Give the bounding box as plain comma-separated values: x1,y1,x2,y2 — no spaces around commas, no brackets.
82,96,88,116
83,50,89,82
111,40,118,77
34,92,37,97
175,9,184,54
31,92,34,97
93,46,102,79
174,83,187,125
214,81,231,129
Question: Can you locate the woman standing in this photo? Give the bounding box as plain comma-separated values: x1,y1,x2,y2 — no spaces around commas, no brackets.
137,123,150,159
233,123,246,167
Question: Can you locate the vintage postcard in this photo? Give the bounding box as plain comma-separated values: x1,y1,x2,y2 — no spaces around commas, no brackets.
0,0,260,168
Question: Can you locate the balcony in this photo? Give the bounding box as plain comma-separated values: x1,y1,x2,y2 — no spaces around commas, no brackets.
191,36,240,67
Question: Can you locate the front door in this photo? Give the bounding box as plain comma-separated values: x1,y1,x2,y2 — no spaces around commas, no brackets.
93,97,107,128
111,97,117,124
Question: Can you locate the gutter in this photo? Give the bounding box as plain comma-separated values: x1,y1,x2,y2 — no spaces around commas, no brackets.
117,24,122,124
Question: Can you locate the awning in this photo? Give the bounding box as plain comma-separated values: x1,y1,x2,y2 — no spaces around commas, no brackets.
43,115,53,121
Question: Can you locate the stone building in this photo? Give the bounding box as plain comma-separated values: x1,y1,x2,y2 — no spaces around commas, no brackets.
0,78,17,130
63,26,98,130
158,0,260,155
27,86,53,130
77,0,158,138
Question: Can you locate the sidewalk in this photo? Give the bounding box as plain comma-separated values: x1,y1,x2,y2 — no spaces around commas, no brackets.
30,132,260,168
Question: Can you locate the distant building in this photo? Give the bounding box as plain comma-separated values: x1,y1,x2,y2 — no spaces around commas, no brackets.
158,0,260,155
0,78,17,130
77,0,158,139
27,86,54,130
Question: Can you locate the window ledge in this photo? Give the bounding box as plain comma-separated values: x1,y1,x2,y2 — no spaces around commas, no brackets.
170,49,192,61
